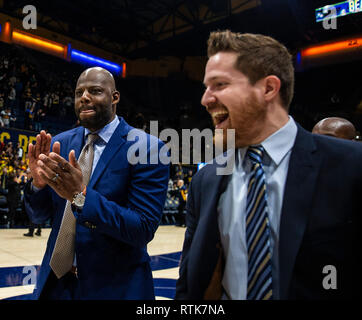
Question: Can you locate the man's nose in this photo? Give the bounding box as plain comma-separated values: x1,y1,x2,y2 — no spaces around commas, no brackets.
201,88,216,109
80,90,91,103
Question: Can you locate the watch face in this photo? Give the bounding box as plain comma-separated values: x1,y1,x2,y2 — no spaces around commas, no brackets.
74,193,86,207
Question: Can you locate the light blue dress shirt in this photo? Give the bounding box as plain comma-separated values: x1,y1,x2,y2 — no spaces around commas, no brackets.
84,116,120,176
218,116,298,300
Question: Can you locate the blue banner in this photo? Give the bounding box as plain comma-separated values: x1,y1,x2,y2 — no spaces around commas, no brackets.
0,127,37,154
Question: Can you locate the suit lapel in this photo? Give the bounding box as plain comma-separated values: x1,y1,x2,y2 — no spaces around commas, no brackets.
278,125,322,299
68,127,85,160
201,154,233,299
88,118,129,189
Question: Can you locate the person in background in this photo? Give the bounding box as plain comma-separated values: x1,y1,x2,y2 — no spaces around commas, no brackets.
1,108,12,128
34,107,46,132
170,179,187,227
312,117,356,140
6,171,21,227
184,169,194,187
16,143,24,161
24,168,41,237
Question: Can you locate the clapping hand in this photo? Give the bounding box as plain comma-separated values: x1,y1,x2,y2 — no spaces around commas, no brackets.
36,148,85,202
28,130,52,189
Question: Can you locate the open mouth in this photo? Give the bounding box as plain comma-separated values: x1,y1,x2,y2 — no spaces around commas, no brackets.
212,110,229,129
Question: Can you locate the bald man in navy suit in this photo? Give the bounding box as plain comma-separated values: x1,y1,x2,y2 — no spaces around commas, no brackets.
25,67,169,299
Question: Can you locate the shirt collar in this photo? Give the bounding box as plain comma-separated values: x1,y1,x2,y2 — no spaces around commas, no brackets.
84,116,120,144
237,116,298,169
261,116,297,166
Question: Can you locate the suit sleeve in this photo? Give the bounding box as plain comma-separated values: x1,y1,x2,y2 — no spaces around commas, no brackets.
76,139,170,248
23,182,54,224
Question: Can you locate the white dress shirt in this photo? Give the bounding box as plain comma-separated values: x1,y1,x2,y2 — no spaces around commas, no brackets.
218,116,298,299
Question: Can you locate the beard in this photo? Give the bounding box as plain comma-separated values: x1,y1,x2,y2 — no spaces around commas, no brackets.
218,92,267,150
76,107,114,131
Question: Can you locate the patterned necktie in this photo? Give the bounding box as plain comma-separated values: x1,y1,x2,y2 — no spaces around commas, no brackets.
245,145,273,300
50,133,99,279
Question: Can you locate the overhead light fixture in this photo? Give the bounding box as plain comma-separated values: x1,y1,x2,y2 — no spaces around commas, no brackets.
301,37,362,57
12,29,66,58
71,49,122,74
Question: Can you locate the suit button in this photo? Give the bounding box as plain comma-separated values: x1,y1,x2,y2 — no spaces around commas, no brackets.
84,221,96,229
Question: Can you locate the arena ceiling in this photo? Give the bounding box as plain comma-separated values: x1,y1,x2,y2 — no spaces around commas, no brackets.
1,0,362,59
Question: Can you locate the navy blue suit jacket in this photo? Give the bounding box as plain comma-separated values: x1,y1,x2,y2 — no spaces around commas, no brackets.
175,124,361,299
25,117,169,299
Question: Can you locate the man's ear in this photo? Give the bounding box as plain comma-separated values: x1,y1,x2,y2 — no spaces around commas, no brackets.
112,90,120,105
263,75,281,102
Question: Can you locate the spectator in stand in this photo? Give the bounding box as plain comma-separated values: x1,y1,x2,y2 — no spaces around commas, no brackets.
51,91,59,115
184,169,194,187
176,179,187,227
174,164,184,180
15,143,24,161
0,142,5,153
3,57,9,69
29,73,37,87
24,104,35,130
24,85,32,111
35,93,41,106
63,94,73,116
169,179,187,227
43,92,51,113
34,107,46,132
0,166,8,194
7,86,16,109
1,107,11,128
9,74,17,87
19,160,27,171
5,142,13,157
16,167,27,185
9,110,16,128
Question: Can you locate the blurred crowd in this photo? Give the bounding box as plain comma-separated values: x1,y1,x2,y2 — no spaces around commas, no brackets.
163,164,195,227
0,138,197,228
0,42,79,134
0,140,29,228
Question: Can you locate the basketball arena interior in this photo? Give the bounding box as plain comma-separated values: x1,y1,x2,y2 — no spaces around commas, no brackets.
0,0,361,302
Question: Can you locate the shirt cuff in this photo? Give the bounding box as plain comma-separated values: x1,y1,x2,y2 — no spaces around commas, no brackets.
31,183,42,193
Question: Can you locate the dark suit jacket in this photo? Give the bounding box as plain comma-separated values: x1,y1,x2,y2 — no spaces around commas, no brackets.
24,117,169,299
175,124,361,299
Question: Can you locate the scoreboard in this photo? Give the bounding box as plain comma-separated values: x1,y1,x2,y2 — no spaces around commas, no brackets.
316,0,362,22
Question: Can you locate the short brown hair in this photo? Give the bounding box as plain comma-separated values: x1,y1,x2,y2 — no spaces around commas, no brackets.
207,30,294,110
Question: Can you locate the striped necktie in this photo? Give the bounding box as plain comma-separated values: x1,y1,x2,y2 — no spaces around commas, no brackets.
245,145,273,300
50,133,99,279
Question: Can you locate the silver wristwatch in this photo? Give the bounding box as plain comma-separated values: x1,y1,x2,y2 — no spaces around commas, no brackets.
71,191,86,209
